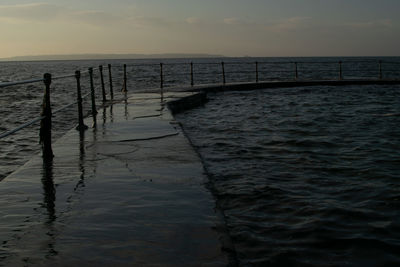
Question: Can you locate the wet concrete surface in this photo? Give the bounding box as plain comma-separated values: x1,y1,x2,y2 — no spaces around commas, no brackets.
0,92,229,266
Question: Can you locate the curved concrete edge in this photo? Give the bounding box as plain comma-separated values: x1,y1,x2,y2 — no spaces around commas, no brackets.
156,79,400,95
167,91,208,115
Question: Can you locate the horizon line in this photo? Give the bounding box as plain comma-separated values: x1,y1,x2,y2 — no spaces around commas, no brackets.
1,53,399,62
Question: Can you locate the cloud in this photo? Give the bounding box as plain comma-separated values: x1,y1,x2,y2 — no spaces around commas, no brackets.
0,3,125,26
346,19,393,29
71,10,123,26
223,17,241,25
0,2,64,22
266,17,312,33
185,17,201,24
128,16,175,28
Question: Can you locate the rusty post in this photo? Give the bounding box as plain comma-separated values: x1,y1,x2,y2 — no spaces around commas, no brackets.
123,64,127,92
190,62,194,87
255,61,259,83
222,61,226,85
339,61,343,80
294,62,298,80
379,60,382,80
108,64,114,100
99,65,106,102
88,68,97,128
75,70,88,131
40,73,54,159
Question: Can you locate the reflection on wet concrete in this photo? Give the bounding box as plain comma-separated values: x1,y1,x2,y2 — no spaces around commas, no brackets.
74,130,86,192
92,112,97,129
124,92,129,120
41,157,58,258
41,159,56,224
102,105,107,125
0,92,229,266
109,104,114,123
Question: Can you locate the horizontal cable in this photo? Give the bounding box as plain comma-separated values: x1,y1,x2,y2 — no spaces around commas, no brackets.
1,92,93,139
0,69,101,88
0,116,44,139
80,70,90,75
52,101,77,115
52,73,76,80
0,78,43,88
82,92,91,99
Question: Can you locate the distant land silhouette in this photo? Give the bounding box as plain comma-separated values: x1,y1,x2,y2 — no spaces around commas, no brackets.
0,53,225,61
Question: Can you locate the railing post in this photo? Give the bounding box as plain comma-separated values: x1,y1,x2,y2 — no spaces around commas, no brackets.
160,63,164,89
222,61,226,85
160,63,164,98
294,62,298,80
40,73,54,159
379,60,383,80
339,61,343,81
255,61,259,83
75,70,88,131
99,65,106,102
190,62,194,87
108,64,114,100
88,68,97,127
123,64,127,92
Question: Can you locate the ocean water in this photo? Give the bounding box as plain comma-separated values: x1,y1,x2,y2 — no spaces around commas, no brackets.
175,85,400,265
1,57,400,264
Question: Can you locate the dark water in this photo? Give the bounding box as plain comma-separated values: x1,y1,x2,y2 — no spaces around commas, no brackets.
175,85,400,266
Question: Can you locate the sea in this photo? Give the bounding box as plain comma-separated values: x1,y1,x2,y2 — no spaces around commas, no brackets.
175,84,400,265
1,56,400,265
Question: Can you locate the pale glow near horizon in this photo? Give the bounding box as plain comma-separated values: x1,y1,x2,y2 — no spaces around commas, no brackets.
0,0,399,58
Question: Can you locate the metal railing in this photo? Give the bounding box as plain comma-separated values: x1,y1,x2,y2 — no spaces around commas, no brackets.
1,59,400,160
123,59,400,89
0,64,127,159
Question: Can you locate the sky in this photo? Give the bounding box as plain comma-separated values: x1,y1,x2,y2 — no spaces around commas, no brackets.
0,0,399,58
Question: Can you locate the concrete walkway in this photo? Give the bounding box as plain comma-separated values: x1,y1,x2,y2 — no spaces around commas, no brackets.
0,92,229,266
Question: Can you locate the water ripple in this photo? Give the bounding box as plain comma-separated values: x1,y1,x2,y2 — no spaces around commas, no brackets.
176,85,400,266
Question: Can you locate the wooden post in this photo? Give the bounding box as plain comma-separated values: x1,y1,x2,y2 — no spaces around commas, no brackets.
108,64,114,100
222,61,226,85
255,61,259,83
40,73,54,159
88,68,97,128
190,62,194,87
339,61,343,81
75,70,88,131
379,60,382,80
99,65,106,102
123,64,127,92
294,62,298,80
